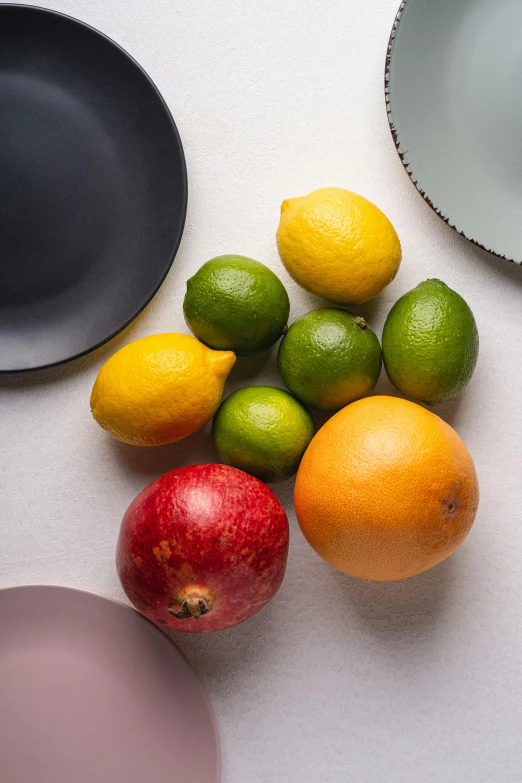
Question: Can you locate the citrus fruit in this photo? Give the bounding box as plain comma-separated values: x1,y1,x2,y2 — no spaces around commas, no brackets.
277,308,382,411
294,396,479,581
382,279,479,404
90,333,235,446
276,187,401,304
212,386,315,483
183,255,290,356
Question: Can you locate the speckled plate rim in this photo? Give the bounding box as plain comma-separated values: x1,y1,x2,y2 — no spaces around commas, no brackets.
384,0,517,264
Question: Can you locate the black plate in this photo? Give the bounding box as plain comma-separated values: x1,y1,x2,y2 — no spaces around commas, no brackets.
0,5,187,372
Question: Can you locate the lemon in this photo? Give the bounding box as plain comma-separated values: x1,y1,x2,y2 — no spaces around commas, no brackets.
90,333,235,446
276,187,402,304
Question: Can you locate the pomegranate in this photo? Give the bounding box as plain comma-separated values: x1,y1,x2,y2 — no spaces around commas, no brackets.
116,464,289,632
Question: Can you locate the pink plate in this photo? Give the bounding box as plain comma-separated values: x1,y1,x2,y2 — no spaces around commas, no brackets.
0,585,220,783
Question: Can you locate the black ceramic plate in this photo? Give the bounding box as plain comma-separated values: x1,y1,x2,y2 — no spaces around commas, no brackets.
0,5,187,372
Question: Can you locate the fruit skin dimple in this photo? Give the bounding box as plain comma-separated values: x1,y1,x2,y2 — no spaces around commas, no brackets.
90,333,235,446
278,308,382,411
294,396,479,582
382,279,479,405
183,255,290,356
276,187,401,304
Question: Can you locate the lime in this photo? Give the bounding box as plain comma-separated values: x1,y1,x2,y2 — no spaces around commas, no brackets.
183,255,290,356
382,279,479,405
277,309,382,411
212,386,315,483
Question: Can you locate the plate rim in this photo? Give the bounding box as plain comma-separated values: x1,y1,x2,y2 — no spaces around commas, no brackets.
384,0,518,265
0,583,221,782
0,3,188,374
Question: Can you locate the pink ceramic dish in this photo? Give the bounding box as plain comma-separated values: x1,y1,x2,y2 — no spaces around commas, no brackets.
0,585,220,783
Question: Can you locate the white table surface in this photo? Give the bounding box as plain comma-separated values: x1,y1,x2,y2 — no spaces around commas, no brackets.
2,1,522,780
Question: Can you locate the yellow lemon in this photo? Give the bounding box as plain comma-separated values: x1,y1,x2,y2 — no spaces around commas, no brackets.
276,187,402,304
90,333,235,446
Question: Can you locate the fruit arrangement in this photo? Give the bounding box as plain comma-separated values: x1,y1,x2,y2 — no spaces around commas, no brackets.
91,187,480,631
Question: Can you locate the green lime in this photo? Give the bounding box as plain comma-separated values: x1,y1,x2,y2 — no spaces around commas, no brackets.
277,309,382,411
183,255,290,356
212,386,315,483
382,279,479,405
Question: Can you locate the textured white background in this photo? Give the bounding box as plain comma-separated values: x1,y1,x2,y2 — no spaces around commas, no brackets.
1,1,522,781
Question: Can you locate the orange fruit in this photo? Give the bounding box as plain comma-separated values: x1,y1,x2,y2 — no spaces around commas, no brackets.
294,396,479,581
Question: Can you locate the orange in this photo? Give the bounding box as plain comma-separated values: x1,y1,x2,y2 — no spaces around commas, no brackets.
294,396,479,581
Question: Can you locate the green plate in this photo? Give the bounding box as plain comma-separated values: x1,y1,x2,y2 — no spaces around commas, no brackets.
386,0,522,263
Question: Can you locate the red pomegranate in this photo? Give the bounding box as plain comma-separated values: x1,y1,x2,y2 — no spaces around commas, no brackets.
117,464,289,632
